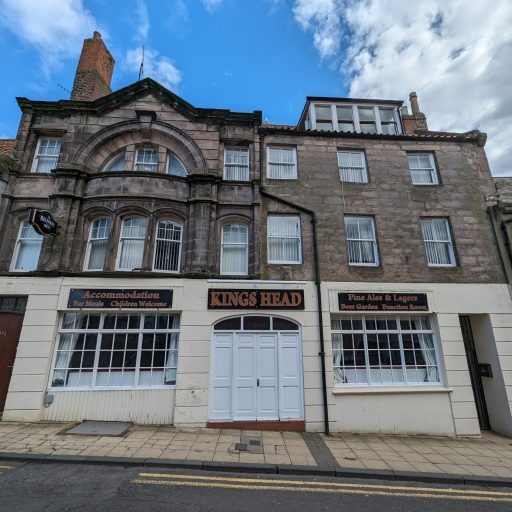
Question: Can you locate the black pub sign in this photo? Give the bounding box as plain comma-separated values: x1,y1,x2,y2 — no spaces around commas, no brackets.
208,289,304,310
68,289,173,309
29,209,58,236
338,292,429,312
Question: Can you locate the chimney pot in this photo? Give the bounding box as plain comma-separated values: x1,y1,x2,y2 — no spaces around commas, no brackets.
71,31,115,101
409,91,420,114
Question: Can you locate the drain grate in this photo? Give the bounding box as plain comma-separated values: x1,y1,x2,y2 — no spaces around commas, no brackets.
63,420,132,437
302,432,339,467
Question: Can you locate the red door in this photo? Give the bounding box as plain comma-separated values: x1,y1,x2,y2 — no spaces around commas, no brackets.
0,312,24,413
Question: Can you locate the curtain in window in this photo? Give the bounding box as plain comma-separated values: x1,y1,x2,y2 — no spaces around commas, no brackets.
154,221,182,272
87,218,110,270
52,333,79,386
421,219,453,265
418,333,439,382
34,138,61,172
408,154,436,184
267,216,300,262
345,217,376,264
338,151,366,183
119,218,147,269
135,149,158,171
221,224,248,274
224,148,249,181
268,148,296,179
14,222,43,270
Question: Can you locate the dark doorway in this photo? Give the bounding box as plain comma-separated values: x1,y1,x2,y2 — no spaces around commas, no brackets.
0,297,27,415
459,315,490,430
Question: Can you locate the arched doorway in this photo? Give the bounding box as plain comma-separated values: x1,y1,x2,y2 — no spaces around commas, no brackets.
209,315,304,422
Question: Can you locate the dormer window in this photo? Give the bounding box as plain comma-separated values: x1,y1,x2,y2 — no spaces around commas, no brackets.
135,148,158,172
307,102,402,135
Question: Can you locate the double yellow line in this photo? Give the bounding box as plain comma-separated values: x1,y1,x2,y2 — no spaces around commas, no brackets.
133,472,512,502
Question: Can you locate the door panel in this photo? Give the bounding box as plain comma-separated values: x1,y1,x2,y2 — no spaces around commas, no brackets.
233,334,257,420
257,334,278,420
0,313,24,413
279,333,302,419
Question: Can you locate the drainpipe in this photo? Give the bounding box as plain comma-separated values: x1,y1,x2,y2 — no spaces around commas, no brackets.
257,130,329,434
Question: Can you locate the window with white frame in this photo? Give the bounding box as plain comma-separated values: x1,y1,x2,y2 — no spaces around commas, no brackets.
104,153,126,172
358,107,377,134
84,218,111,271
267,215,301,264
50,312,180,388
153,220,182,272
267,147,297,179
315,105,334,131
379,108,398,135
11,220,43,271
221,224,248,275
31,137,61,173
336,106,355,132
167,154,187,177
117,217,148,270
338,151,368,183
421,218,456,266
407,153,438,185
331,315,440,386
344,216,378,266
134,148,158,172
224,147,249,181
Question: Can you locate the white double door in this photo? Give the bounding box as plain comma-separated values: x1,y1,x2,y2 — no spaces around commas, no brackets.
210,332,302,421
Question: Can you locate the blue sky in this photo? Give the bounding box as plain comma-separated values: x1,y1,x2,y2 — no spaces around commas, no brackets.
0,0,511,174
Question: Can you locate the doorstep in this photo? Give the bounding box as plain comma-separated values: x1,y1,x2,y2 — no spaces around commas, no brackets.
206,420,305,432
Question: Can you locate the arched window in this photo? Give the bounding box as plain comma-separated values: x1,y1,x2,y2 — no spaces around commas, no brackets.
214,316,299,331
117,217,148,270
221,224,248,275
104,153,126,172
84,218,111,270
153,220,183,272
11,220,43,271
167,154,187,177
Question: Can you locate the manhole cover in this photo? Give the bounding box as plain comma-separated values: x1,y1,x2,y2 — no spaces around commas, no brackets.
63,421,132,436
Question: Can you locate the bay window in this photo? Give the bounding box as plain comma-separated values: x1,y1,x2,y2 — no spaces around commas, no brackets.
11,220,43,271
51,312,180,388
84,218,111,271
331,315,440,386
267,215,301,264
153,220,182,272
117,217,148,270
221,223,248,275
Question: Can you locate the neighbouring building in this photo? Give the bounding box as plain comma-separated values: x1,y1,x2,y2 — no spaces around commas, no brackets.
1,32,511,437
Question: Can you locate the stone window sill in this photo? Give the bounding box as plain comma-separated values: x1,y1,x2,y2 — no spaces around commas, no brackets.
332,387,453,395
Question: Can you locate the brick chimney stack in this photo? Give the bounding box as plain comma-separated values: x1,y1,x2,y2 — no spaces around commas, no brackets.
71,31,115,101
401,91,429,134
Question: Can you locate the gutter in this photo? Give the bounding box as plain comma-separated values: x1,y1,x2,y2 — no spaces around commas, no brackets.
258,129,330,435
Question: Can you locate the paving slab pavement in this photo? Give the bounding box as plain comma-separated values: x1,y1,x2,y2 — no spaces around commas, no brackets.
1,422,512,481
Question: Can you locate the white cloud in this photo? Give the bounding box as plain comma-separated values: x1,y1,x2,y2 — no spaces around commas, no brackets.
134,0,150,42
0,0,98,76
125,46,182,91
293,0,512,176
202,0,222,13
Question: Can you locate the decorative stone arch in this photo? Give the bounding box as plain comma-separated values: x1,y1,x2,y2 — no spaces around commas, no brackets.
73,120,208,174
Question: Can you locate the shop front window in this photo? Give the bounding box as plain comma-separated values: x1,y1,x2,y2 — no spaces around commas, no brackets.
51,312,180,388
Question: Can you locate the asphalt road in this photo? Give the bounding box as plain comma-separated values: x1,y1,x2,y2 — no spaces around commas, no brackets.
1,461,512,512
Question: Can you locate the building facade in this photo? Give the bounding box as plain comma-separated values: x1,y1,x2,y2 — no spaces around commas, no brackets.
1,32,511,437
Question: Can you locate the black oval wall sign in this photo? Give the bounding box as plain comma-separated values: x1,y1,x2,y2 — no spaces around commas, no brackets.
29,209,58,236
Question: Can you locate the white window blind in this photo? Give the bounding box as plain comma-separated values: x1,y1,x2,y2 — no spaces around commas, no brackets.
221,224,248,275
85,218,110,271
135,148,158,172
11,221,43,271
344,216,378,265
421,218,455,266
267,147,297,179
408,153,438,185
338,151,368,183
267,215,301,263
32,138,61,173
118,218,147,270
153,220,182,272
224,147,249,181
167,154,187,177
331,315,440,386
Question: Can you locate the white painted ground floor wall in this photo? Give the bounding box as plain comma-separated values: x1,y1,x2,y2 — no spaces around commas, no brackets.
1,277,511,437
